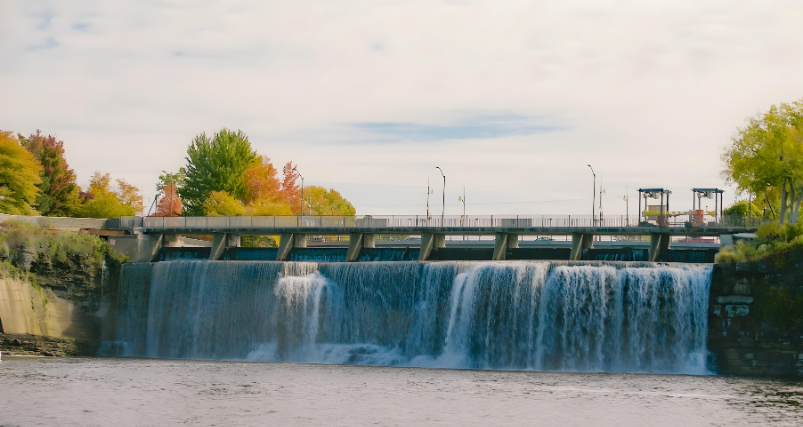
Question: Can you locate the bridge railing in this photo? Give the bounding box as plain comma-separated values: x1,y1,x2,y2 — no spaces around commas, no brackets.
131,214,770,230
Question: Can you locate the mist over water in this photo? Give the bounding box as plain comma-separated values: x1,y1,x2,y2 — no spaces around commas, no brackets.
107,261,712,374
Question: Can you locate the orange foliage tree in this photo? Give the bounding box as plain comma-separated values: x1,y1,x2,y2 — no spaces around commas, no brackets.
280,162,302,213
155,184,182,216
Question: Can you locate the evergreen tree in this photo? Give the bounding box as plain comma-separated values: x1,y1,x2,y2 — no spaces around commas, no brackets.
179,129,257,215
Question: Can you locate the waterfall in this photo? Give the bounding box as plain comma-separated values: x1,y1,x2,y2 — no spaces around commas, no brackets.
106,260,712,374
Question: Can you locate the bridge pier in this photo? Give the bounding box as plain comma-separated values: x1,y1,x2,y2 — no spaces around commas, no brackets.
210,233,240,260
136,233,163,262
569,233,594,260
648,233,670,262
419,233,445,261
492,233,519,260
276,233,307,261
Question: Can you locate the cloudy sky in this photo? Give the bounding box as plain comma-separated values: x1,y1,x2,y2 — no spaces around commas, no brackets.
2,0,803,216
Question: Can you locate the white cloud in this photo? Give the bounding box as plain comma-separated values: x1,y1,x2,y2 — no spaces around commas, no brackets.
1,0,802,215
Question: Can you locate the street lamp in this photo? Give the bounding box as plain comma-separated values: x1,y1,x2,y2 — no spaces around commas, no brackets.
292,166,307,215
436,167,445,224
587,164,596,227
458,186,466,240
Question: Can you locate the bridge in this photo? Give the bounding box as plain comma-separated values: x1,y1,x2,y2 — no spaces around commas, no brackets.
113,214,763,263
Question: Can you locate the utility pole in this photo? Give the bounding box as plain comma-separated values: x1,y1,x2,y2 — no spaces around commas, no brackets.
458,186,466,240
587,164,596,227
436,167,445,225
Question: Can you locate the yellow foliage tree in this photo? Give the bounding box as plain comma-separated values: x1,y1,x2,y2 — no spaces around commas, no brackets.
77,172,144,218
0,130,42,215
203,190,245,216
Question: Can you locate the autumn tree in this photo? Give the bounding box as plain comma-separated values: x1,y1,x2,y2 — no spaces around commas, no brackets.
77,172,143,218
305,186,356,215
202,191,245,216
244,155,282,204
180,129,257,215
280,162,302,213
155,184,183,216
0,130,41,215
722,98,803,225
19,130,80,216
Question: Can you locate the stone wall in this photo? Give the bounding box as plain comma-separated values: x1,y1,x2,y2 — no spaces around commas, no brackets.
709,263,803,377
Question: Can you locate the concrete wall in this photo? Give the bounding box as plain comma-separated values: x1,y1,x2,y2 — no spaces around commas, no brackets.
709,263,803,377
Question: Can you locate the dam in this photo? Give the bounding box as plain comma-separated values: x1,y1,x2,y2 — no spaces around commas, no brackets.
105,260,712,375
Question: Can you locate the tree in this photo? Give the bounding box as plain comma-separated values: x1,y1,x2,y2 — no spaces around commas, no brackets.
722,98,803,225
244,155,282,204
179,129,257,215
0,130,42,215
155,184,183,216
202,191,245,216
155,169,187,194
723,200,762,217
244,198,294,216
77,172,143,218
305,185,356,215
280,162,302,213
19,130,80,216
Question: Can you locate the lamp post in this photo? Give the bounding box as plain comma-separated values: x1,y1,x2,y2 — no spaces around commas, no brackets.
436,167,445,225
587,164,596,227
292,166,307,215
458,186,466,240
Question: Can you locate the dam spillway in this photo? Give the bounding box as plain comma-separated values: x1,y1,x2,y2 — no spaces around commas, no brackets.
107,261,712,374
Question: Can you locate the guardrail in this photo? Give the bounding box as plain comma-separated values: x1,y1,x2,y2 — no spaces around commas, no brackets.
119,214,771,231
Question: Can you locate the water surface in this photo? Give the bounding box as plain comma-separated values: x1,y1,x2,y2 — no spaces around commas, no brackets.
1,357,801,426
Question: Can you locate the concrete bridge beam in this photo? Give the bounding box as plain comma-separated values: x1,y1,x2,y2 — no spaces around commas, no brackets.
492,233,519,260
569,233,594,260
419,233,445,261
648,233,670,262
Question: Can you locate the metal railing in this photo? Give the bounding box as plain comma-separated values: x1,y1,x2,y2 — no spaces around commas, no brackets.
122,214,771,231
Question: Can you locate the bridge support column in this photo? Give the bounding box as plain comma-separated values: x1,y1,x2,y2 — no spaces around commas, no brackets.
720,234,734,248
163,234,181,248
649,233,670,262
136,233,163,262
569,233,593,260
419,233,445,261
363,234,375,248
209,233,240,260
346,233,366,262
276,233,306,261
492,233,518,260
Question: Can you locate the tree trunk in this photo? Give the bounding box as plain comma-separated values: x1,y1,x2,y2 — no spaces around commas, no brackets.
779,181,789,226
791,184,803,224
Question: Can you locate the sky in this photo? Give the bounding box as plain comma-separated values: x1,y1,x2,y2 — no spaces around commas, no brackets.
2,0,803,216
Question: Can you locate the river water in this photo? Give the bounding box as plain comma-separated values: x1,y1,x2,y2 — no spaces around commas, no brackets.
1,356,802,426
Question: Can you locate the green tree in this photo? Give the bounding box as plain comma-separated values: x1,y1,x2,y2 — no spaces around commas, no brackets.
305,185,356,215
19,130,80,216
723,200,762,217
0,130,42,215
77,172,143,218
202,191,245,216
179,129,257,215
155,169,187,194
722,98,803,225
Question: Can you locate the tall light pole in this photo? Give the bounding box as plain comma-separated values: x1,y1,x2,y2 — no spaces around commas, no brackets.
458,186,466,240
436,167,445,224
587,164,596,227
292,166,306,215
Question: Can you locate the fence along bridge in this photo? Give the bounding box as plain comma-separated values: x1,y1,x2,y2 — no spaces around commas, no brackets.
119,214,763,263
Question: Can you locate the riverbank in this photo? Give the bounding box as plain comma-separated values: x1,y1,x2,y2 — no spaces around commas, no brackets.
0,332,79,356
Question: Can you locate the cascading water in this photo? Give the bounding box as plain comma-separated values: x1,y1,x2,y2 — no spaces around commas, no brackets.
107,260,712,374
